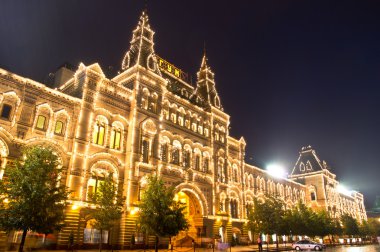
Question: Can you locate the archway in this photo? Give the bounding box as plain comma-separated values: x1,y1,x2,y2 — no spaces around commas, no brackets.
173,190,205,246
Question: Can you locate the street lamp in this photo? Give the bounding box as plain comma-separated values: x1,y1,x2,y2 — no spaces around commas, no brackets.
266,164,287,179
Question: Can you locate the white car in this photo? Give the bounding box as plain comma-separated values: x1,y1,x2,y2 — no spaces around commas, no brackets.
292,240,326,251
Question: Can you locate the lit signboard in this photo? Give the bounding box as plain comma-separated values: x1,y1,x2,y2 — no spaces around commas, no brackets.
156,55,189,82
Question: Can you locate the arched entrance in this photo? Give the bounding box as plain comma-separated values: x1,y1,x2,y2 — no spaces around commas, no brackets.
173,190,205,246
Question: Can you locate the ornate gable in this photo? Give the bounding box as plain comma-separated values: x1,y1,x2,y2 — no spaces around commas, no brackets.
291,146,327,176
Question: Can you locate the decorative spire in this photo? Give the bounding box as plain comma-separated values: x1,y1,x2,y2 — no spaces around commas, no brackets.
190,51,222,109
121,11,161,76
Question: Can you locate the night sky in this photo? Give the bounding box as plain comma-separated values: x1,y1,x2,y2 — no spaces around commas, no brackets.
1,1,380,208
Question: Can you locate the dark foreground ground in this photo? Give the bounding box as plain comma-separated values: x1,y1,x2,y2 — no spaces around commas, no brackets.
4,243,380,252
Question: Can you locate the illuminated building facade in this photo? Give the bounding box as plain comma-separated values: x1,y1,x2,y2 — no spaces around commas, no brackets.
0,12,366,248
290,146,367,221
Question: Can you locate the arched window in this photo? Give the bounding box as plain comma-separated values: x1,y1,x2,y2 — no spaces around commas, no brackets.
110,128,122,150
230,199,238,218
218,158,224,182
183,150,191,168
87,173,105,199
300,162,305,171
215,131,219,141
141,89,149,110
191,122,197,132
141,140,149,163
195,155,200,170
160,143,168,162
170,113,177,123
204,128,209,137
54,120,64,135
203,157,209,173
172,148,179,165
163,103,169,120
171,141,181,165
148,93,158,113
178,116,184,126
141,139,149,163
93,120,106,145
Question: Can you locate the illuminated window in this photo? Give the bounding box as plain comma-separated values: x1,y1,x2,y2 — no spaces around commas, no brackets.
142,140,149,163
84,227,108,244
93,121,105,145
170,113,176,123
215,131,219,141
178,116,184,126
220,135,225,143
54,120,64,135
198,125,203,134
36,115,47,130
87,175,105,200
110,128,121,150
185,119,190,129
163,108,169,120
191,123,197,132
0,104,12,120
204,128,209,137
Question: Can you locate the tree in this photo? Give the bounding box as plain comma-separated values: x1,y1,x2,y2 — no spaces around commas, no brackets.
359,220,371,239
90,173,122,252
288,201,316,238
341,214,359,237
330,218,343,243
138,175,188,252
367,218,380,238
312,210,334,241
0,146,69,252
247,195,287,250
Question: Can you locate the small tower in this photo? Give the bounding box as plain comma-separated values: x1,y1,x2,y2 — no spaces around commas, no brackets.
121,11,161,76
191,52,222,109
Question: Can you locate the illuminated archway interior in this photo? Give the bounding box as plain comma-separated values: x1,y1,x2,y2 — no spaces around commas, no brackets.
174,191,204,245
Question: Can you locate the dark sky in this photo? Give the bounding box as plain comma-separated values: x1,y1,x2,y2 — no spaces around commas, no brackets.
1,1,380,208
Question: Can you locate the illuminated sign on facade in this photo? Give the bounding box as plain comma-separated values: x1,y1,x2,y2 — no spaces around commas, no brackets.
156,55,189,82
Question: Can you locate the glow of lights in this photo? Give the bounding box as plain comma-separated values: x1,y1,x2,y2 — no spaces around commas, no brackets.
337,184,353,196
266,164,287,178
130,207,139,215
72,203,80,210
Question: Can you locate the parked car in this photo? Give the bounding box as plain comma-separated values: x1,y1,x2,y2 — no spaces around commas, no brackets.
292,240,326,251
